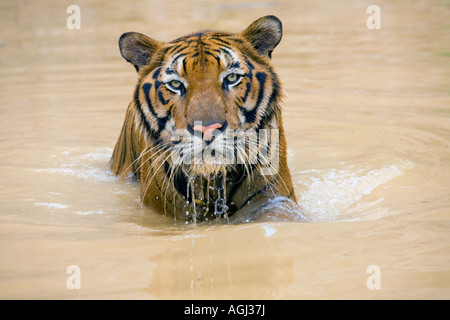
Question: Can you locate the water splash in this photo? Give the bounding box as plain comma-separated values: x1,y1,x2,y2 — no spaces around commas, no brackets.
76,210,104,215
34,202,67,209
297,160,414,222
36,148,117,182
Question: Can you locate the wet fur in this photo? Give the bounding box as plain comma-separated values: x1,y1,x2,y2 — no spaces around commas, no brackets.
110,16,296,221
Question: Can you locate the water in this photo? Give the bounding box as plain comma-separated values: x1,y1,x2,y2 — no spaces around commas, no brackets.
0,0,449,299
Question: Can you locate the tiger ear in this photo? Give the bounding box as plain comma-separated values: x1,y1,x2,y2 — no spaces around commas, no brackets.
241,15,282,58
119,32,161,72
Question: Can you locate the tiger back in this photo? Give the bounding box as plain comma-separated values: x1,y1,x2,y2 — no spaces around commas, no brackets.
110,15,296,222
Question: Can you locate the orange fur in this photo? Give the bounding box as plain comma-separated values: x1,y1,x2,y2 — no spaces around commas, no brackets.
111,16,296,221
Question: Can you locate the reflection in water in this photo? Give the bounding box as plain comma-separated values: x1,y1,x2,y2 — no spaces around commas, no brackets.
146,224,293,299
0,0,449,299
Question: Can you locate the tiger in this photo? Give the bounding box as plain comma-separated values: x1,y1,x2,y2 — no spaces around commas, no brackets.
110,15,297,222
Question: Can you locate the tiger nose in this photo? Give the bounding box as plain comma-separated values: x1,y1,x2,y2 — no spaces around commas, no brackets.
188,121,228,142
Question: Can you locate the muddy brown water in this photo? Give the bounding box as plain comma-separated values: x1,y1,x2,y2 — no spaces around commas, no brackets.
0,0,449,299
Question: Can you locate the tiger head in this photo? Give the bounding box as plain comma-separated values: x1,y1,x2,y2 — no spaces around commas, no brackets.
113,16,295,220
120,15,282,175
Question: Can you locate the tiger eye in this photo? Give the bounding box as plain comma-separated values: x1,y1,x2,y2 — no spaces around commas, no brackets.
226,73,238,82
170,80,181,88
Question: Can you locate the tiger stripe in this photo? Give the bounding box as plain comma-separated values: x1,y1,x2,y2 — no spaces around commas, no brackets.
111,16,296,221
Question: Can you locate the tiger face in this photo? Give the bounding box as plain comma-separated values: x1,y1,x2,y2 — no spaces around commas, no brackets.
112,16,296,221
